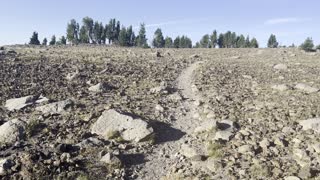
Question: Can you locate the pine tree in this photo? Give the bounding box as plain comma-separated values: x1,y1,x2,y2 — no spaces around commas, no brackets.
29,31,40,45
66,19,79,45
250,38,259,48
79,26,89,43
93,21,103,44
200,34,210,48
217,33,224,48
152,28,165,48
49,35,56,45
42,38,47,46
126,26,135,46
164,37,173,48
82,17,94,43
236,35,246,48
210,30,217,48
60,36,67,45
267,34,278,48
245,35,251,48
136,23,148,48
174,36,180,48
231,32,237,48
118,26,127,46
300,37,314,52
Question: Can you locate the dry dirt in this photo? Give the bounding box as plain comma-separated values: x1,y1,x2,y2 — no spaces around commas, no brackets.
1,45,320,180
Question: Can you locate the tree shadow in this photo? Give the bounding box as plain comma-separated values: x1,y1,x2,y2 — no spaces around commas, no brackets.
150,121,186,144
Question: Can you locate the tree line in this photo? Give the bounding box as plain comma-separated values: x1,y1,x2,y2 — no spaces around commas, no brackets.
28,16,319,51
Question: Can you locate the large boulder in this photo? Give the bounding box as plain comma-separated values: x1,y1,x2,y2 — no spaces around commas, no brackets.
91,109,154,142
35,99,73,115
5,95,37,111
299,118,320,133
0,119,26,145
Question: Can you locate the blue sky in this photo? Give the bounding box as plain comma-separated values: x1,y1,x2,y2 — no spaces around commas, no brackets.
1,0,320,47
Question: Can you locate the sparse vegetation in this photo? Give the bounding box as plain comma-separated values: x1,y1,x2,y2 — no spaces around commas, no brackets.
300,37,315,52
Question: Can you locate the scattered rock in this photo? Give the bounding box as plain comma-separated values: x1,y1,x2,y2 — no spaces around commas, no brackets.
76,137,105,148
5,95,37,111
0,159,14,175
299,118,320,133
294,83,319,93
180,144,198,158
238,145,252,154
150,82,168,94
293,148,311,167
66,70,79,81
284,176,300,180
273,64,287,70
35,99,74,115
214,120,236,141
271,84,290,91
100,153,122,168
88,82,113,93
91,109,154,142
0,119,26,145
194,119,216,133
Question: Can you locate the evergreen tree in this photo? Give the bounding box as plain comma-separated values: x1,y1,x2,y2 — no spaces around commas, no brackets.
210,30,217,48
136,23,148,48
236,35,246,48
217,33,224,48
250,38,259,48
93,21,103,44
66,19,79,45
174,36,180,48
152,28,165,48
224,31,232,48
49,35,56,45
231,32,237,48
60,36,67,45
300,37,314,52
82,16,94,43
126,26,135,46
42,38,47,46
194,42,201,48
79,26,89,43
200,34,210,48
164,37,173,48
29,31,40,45
245,35,251,48
118,26,127,46
267,34,278,48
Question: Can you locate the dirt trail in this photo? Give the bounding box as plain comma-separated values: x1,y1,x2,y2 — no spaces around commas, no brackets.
138,61,203,179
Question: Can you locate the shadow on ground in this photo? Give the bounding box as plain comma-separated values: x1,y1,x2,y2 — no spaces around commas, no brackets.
150,121,186,144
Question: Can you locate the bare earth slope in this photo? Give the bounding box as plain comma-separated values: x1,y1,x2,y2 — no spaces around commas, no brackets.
1,46,320,179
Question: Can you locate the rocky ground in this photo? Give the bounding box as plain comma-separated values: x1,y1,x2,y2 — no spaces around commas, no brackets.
0,45,320,179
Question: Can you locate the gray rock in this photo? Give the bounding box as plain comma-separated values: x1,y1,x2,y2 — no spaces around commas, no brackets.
150,82,168,94
273,64,287,70
35,99,73,115
205,158,222,172
76,137,105,148
238,145,252,154
88,82,112,93
0,159,14,175
91,109,154,142
0,119,26,145
271,84,290,91
66,70,79,81
299,118,320,133
100,153,122,167
311,143,320,153
294,83,319,93
194,119,216,133
284,176,300,180
180,144,198,158
293,148,311,167
214,120,236,141
5,95,37,111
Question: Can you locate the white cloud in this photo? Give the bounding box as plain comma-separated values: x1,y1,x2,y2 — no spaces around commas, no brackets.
264,17,311,25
